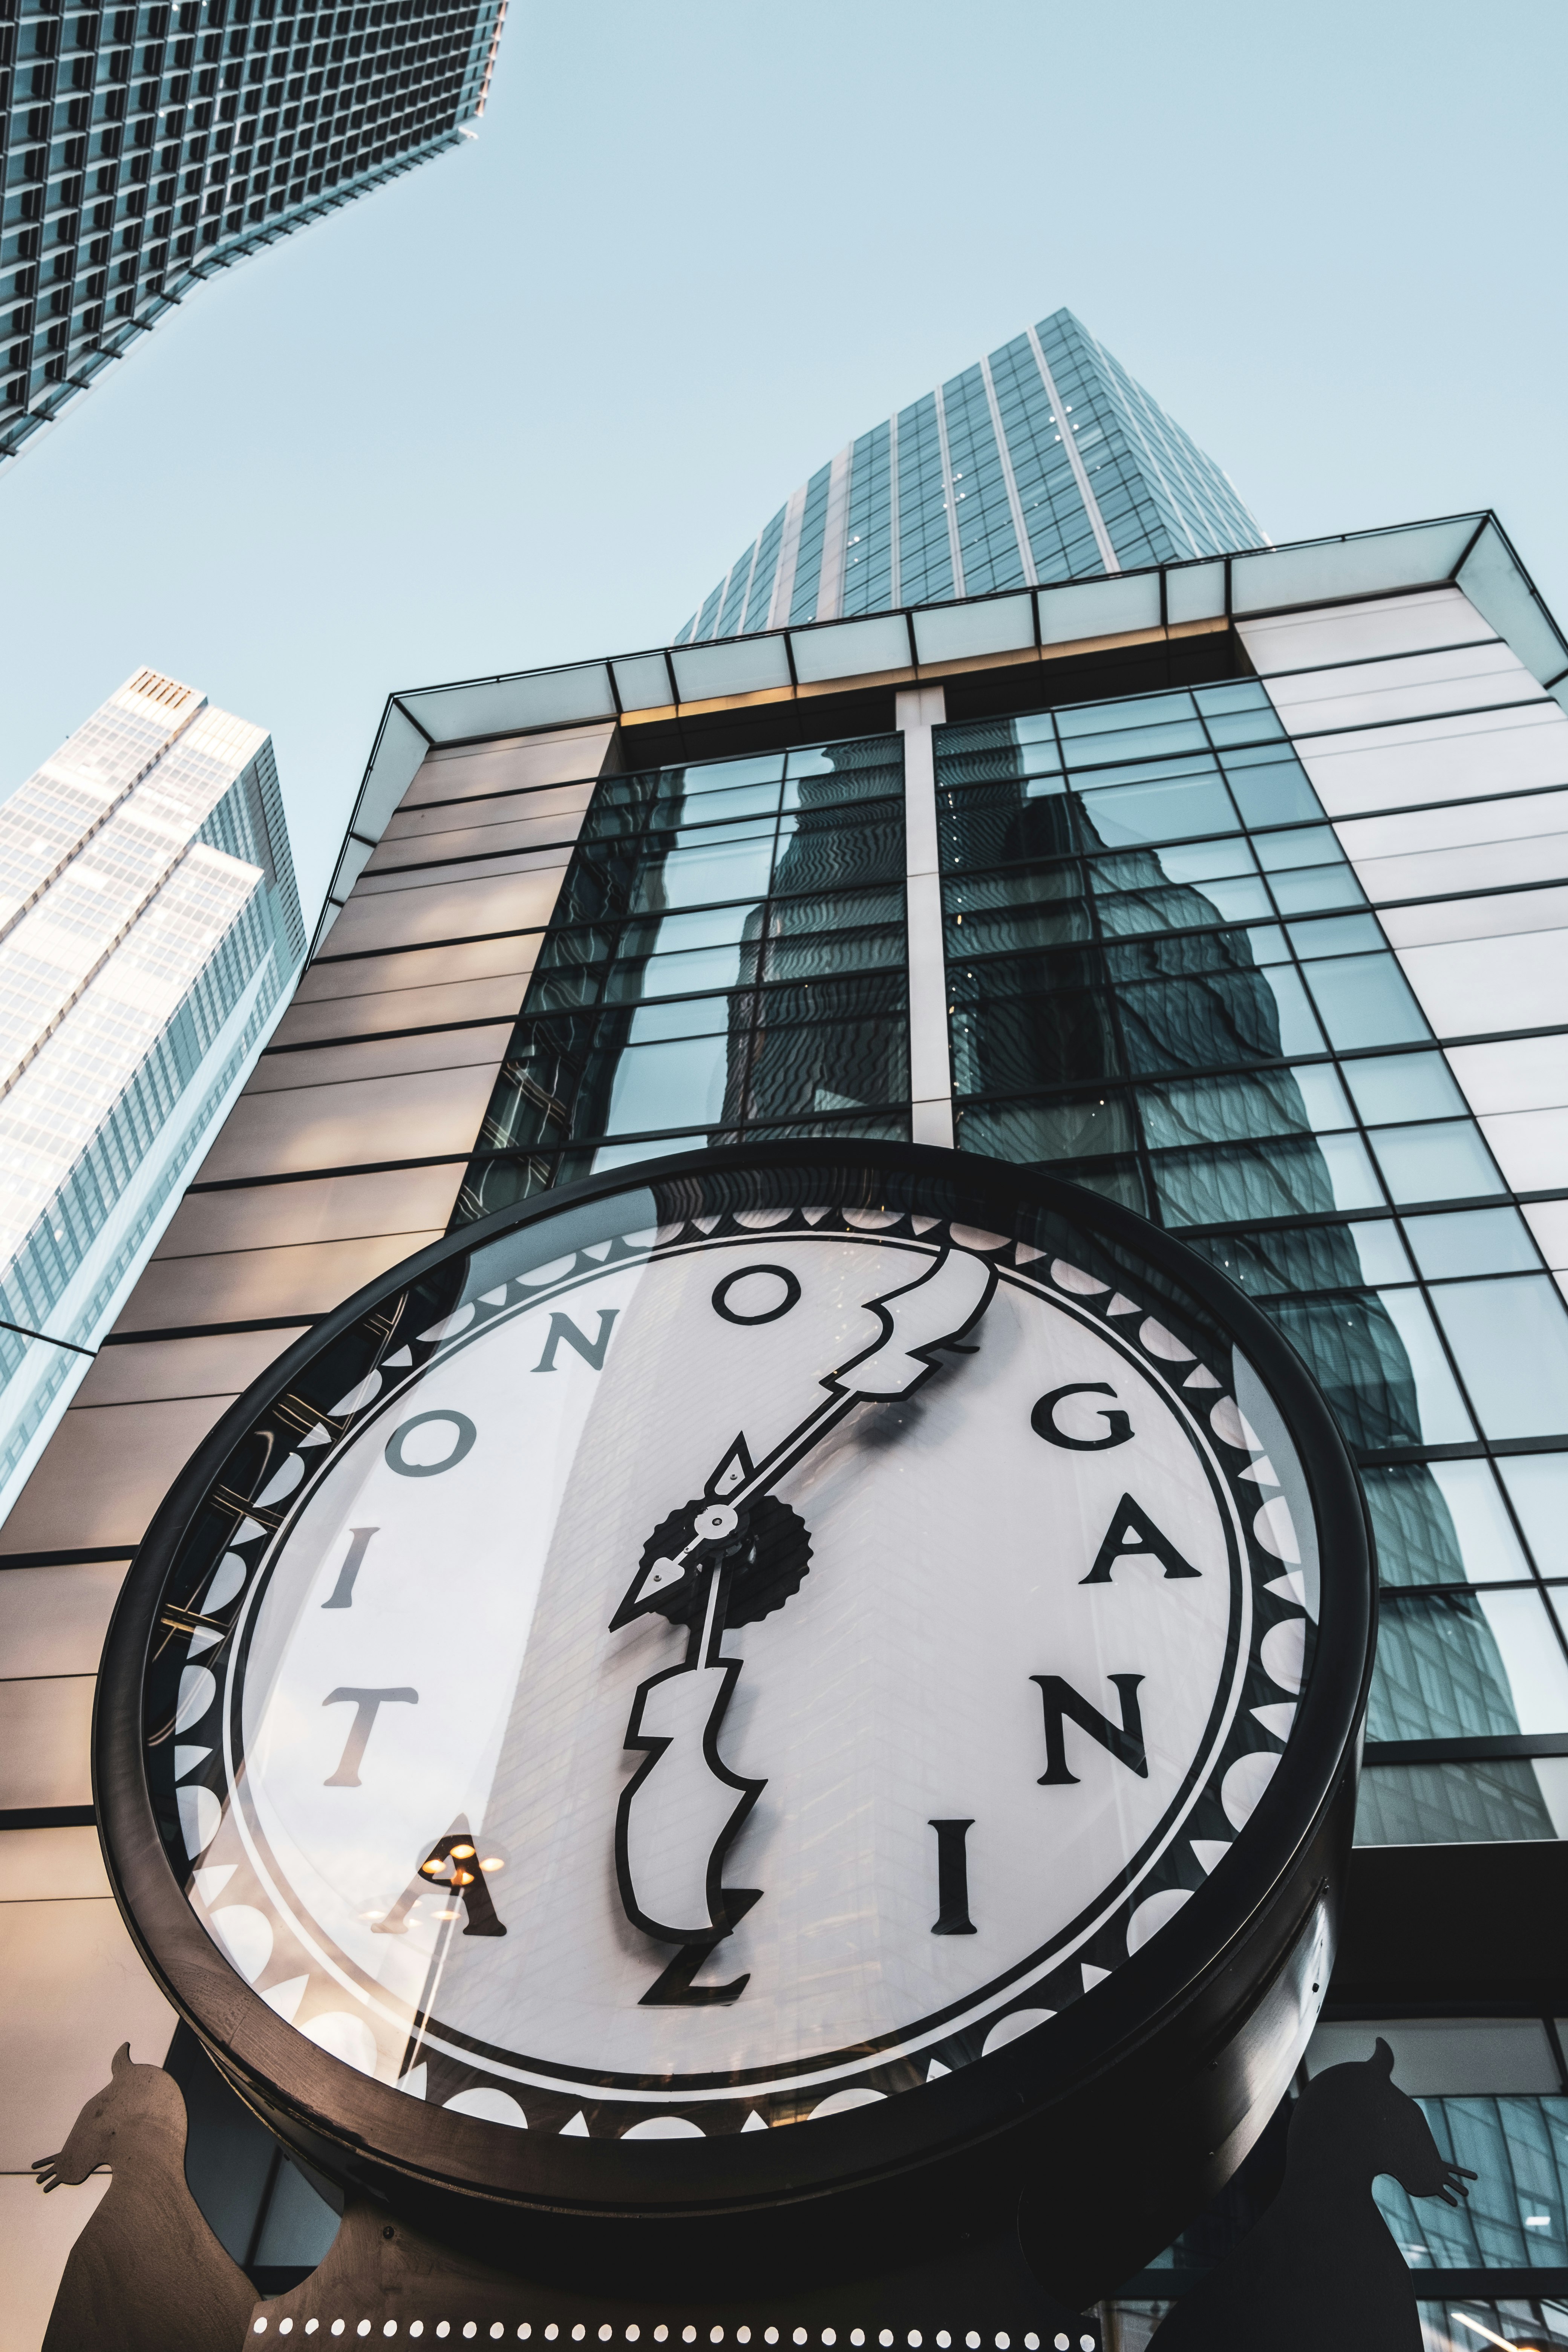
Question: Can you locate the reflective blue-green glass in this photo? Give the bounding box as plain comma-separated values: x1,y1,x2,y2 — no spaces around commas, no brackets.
1376,2099,1568,2269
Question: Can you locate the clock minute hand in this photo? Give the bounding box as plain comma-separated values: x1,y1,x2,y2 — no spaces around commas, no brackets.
610,1246,997,1630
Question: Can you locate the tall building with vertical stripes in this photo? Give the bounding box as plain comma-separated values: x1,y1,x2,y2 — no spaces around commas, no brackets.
0,0,505,461
0,665,303,1527
674,309,1262,646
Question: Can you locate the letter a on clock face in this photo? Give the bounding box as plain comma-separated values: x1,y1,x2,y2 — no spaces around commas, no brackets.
157,1159,1325,2139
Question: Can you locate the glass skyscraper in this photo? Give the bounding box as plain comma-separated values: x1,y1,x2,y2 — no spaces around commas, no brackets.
6,508,1568,2345
1,0,504,459
674,309,1263,646
0,663,303,1526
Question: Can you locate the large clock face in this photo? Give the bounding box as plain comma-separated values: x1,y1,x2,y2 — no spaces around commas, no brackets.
125,1148,1352,2168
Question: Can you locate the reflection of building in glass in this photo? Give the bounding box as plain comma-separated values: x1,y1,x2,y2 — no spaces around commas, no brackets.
454,735,908,1226
0,667,302,1523
932,695,1555,1844
674,309,1262,644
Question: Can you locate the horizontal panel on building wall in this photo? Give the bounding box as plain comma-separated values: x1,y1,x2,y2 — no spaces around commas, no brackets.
1239,586,1487,674
1037,571,1162,646
0,1395,240,1557
196,1062,501,1183
311,868,571,959
1458,518,1568,688
400,669,617,743
1337,786,1568,865
1166,560,1227,625
1525,1202,1568,1270
381,782,596,848
789,612,912,684
0,1823,110,1903
156,1164,468,1257
1477,1107,1568,1194
128,1230,447,1332
1351,831,1568,906
611,652,675,712
351,842,576,900
1449,1034,1568,1115
0,1563,127,1677
401,726,614,808
670,635,793,702
1231,519,1479,616
1380,884,1568,951
0,1896,175,2171
292,932,544,1007
271,971,533,1047
1295,702,1568,818
1399,927,1568,1039
250,1026,512,1096
1265,641,1538,735
77,1329,307,1409
1304,2017,1560,2096
367,814,587,879
912,593,1035,664
0,1678,95,1810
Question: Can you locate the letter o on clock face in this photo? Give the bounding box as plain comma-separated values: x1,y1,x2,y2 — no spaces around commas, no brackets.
98,1143,1373,2288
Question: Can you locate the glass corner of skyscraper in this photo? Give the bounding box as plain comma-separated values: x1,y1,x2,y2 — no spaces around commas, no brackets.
0,663,303,1527
671,306,1265,650
1,0,507,461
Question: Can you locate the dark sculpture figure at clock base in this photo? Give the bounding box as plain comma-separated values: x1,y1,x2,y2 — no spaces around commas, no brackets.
1143,2040,1474,2352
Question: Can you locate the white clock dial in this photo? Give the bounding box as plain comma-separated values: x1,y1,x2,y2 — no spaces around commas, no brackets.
156,1180,1320,2142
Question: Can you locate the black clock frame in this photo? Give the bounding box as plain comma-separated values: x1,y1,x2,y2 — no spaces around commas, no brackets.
93,1141,1376,2309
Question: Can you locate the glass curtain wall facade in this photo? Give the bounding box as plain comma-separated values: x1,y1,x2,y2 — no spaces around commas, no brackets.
0,663,303,1522
1,0,504,459
673,308,1263,646
456,733,910,1220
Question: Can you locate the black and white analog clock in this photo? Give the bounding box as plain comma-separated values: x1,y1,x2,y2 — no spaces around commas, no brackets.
98,1144,1374,2301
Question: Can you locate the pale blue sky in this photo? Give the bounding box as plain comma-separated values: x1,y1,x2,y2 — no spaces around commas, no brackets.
2,0,1564,923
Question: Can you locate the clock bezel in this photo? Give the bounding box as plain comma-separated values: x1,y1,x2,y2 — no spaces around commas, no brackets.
95,1139,1375,2261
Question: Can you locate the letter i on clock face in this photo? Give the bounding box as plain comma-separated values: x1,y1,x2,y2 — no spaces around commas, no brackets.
152,1157,1324,2140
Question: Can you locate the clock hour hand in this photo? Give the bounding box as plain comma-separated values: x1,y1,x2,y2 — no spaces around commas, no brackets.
609,1246,996,1632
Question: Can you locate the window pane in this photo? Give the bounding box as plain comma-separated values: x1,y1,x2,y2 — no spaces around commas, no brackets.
1150,1131,1380,1227
1223,755,1325,827
607,942,746,1001
1497,1453,1568,1576
1254,824,1342,872
679,753,785,791
627,996,735,1043
1187,1219,1410,1296
604,1034,735,1136
630,835,776,912
1356,1759,1562,1844
1343,1050,1468,1123
1265,1288,1472,1448
1077,775,1236,845
1267,862,1367,916
1365,1459,1531,1586
1288,913,1386,959
1138,1066,1351,1149
1375,2095,1568,2270
1405,1208,1540,1279
1305,954,1430,1049
1370,1120,1505,1204
1433,1277,1568,1439
1368,1588,1568,1740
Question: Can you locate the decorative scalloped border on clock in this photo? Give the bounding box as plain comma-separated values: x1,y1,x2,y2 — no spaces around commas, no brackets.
153,1189,1318,2145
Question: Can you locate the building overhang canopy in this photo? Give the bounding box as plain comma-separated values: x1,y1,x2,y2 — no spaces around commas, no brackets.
317,513,1568,947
